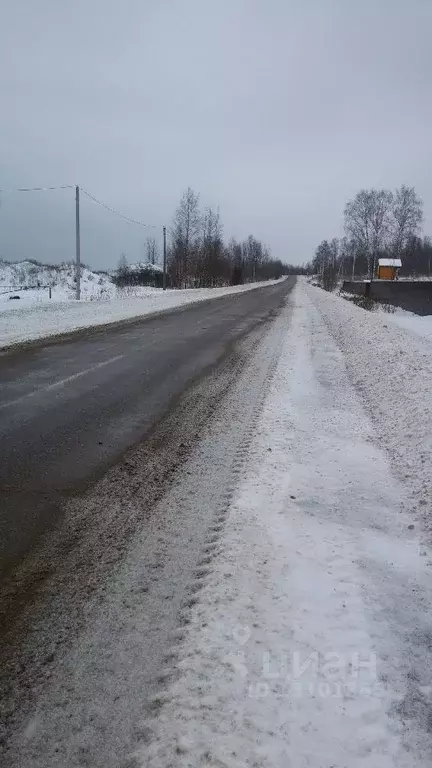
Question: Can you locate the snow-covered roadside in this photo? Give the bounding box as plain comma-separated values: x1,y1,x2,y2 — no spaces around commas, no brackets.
0,279,284,348
304,281,432,541
380,309,432,342
337,288,432,342
138,281,432,766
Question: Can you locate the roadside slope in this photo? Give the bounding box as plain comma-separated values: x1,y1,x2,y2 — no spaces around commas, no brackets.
304,280,432,542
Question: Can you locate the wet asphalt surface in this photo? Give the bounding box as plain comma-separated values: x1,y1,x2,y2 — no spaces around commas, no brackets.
0,279,294,572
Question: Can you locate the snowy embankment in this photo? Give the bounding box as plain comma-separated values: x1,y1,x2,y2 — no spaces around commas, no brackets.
381,309,432,341
309,282,432,540
0,279,284,348
0,259,115,305
337,285,432,342
138,280,432,766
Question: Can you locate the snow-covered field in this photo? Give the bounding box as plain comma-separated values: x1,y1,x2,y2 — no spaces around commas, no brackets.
0,278,285,348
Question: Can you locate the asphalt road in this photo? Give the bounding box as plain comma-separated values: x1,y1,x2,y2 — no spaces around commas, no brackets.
0,279,294,572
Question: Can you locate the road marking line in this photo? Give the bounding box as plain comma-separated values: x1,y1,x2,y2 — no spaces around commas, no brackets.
0,354,125,410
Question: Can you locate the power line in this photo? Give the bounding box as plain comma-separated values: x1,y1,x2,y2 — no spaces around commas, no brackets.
0,184,74,193
80,187,157,229
0,183,157,228
0,182,164,299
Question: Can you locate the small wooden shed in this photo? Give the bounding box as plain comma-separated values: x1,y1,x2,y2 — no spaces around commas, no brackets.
377,258,402,280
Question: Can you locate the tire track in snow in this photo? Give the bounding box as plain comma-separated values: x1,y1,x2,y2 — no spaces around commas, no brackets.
144,305,291,735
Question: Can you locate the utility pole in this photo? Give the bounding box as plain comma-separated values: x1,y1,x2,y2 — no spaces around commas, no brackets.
75,185,81,300
163,225,167,290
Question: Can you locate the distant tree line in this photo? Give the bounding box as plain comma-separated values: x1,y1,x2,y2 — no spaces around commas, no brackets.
309,185,431,290
113,187,306,289
167,187,288,287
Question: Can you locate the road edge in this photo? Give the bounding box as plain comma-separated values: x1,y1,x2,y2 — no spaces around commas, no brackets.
0,280,288,356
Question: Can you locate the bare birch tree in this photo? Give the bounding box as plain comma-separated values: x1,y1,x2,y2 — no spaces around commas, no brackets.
345,189,393,278
145,237,159,266
199,206,225,286
391,185,423,257
170,187,201,287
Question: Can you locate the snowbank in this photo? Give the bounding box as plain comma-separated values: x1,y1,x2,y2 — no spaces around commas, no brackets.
0,260,114,305
0,279,285,348
304,280,432,540
138,280,432,766
381,308,432,341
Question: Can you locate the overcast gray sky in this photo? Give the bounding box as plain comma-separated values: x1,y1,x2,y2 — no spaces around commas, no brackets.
1,0,431,269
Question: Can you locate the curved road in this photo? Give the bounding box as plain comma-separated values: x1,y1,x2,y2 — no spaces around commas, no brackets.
0,279,294,572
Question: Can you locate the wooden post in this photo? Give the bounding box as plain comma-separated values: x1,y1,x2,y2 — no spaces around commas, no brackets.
75,185,81,300
163,226,167,290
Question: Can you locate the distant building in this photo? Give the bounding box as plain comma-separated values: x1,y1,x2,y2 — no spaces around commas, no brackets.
377,258,402,280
